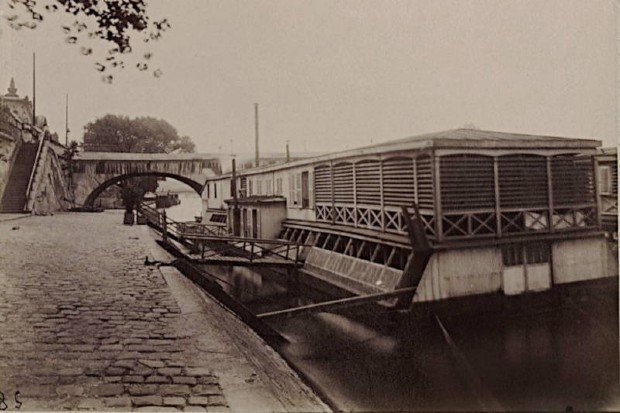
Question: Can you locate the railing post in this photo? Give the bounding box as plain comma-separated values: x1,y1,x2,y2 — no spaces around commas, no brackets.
24,135,47,212
286,244,290,260
250,242,255,262
162,210,168,243
546,156,555,233
493,157,502,237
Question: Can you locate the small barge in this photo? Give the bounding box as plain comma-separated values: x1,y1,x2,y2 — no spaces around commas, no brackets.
143,192,182,209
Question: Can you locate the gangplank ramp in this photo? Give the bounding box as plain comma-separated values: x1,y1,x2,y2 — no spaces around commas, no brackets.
138,203,305,268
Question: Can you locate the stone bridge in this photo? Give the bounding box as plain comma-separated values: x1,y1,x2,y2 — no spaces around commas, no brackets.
71,152,220,208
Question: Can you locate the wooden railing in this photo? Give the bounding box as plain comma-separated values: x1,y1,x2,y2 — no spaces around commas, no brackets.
138,202,305,266
137,202,226,238
188,234,303,265
24,135,47,212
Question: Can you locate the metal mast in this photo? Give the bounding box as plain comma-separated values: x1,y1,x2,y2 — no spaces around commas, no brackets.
65,93,69,146
254,103,259,167
32,53,36,124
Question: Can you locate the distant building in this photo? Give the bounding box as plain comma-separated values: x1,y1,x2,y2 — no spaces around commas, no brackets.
0,78,58,142
0,78,33,125
0,77,67,213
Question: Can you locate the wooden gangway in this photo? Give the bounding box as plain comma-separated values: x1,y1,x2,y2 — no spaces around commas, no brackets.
138,203,305,268
185,234,304,267
139,201,433,318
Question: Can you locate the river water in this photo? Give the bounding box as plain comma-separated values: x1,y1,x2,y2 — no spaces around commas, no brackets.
161,191,203,222
160,192,620,410
202,265,619,411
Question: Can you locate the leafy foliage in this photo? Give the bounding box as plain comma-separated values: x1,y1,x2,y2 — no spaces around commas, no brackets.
62,139,80,160
83,114,195,153
5,0,170,81
119,176,156,212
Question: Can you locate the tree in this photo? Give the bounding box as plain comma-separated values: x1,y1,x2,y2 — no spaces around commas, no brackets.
119,177,156,213
175,135,196,153
83,114,196,153
5,0,170,81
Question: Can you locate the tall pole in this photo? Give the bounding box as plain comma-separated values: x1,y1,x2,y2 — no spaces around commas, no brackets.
65,93,69,146
286,140,290,163
231,158,240,236
32,53,36,125
254,103,259,167
232,158,238,204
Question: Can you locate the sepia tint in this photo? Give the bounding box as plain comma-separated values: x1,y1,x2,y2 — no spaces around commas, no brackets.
0,1,617,411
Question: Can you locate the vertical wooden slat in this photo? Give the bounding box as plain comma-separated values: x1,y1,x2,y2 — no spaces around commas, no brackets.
415,155,434,209
330,161,335,224
379,156,385,232
412,158,418,205
432,152,443,241
352,162,357,228
382,157,415,206
546,157,554,232
440,154,495,210
493,157,501,237
593,157,602,229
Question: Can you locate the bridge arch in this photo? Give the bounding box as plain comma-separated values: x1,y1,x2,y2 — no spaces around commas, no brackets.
84,171,203,207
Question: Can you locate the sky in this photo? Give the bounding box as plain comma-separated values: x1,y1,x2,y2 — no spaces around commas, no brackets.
0,0,616,153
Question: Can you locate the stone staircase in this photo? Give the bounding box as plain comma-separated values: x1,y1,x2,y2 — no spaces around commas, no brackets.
0,142,39,212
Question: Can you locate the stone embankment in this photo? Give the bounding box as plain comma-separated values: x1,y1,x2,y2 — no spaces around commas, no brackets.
0,211,329,412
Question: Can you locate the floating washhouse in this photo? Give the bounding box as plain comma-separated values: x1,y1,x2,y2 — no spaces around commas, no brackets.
202,129,615,302
595,147,618,234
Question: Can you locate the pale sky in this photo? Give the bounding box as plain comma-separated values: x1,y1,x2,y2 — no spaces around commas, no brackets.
0,0,616,153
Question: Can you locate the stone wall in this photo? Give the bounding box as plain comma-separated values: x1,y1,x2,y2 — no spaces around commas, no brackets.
27,141,70,214
0,135,17,201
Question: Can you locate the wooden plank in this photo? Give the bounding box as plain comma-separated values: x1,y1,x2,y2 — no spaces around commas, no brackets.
183,234,302,245
413,158,418,205
379,156,385,232
352,162,358,228
256,287,417,319
493,157,502,237
283,220,411,248
330,161,335,223
395,203,434,308
546,156,555,233
432,153,443,241
192,258,301,268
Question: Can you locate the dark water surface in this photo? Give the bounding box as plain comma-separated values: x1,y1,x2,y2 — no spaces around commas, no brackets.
199,264,619,411
163,193,619,410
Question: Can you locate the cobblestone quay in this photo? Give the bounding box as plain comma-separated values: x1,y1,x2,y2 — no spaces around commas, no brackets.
0,212,328,412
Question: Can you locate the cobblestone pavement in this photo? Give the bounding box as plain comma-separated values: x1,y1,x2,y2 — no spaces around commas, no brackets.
0,212,328,412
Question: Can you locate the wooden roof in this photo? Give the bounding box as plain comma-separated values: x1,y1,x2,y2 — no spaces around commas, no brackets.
596,147,617,155
224,195,286,205
76,152,219,161
363,128,599,149
210,128,601,180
